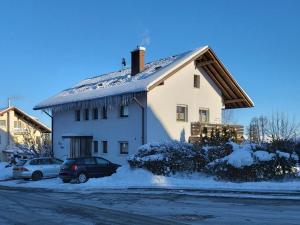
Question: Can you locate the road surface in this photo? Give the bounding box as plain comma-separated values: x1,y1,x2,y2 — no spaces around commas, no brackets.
0,186,299,225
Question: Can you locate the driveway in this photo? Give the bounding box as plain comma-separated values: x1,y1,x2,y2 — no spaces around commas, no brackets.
0,186,299,225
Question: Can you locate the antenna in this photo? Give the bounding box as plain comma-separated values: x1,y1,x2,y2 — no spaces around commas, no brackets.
7,97,11,107
121,57,126,69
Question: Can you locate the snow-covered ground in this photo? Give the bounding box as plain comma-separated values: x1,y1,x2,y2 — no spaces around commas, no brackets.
0,162,13,181
1,165,300,193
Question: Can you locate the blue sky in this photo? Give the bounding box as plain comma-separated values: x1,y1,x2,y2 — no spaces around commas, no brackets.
0,0,299,127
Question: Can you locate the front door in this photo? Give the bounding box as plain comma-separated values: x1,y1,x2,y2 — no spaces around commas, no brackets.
70,137,92,158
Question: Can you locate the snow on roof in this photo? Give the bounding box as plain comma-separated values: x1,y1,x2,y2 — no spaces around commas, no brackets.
34,46,209,110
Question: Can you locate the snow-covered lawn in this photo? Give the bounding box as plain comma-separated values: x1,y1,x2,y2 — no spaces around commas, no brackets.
1,165,300,193
0,162,13,181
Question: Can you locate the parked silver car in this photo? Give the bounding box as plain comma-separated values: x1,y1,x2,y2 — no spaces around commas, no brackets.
13,157,63,181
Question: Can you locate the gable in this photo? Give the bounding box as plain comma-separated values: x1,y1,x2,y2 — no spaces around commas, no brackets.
0,107,51,133
148,48,254,109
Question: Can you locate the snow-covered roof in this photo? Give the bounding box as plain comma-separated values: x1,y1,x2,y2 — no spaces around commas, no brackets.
34,45,254,111
35,47,207,111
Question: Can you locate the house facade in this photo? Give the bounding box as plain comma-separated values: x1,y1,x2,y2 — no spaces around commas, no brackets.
34,46,253,165
0,106,51,161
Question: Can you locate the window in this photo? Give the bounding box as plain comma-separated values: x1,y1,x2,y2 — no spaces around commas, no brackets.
14,121,22,128
120,105,129,117
102,107,107,119
84,109,89,120
83,158,96,165
194,75,200,88
93,140,98,153
93,108,98,120
0,120,6,127
102,141,108,153
176,105,188,122
75,110,80,121
95,157,110,166
199,109,209,123
120,141,128,154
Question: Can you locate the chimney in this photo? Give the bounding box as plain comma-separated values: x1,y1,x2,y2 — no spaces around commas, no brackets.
131,46,145,76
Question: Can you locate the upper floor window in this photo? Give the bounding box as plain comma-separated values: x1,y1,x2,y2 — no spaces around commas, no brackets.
194,75,200,88
93,108,98,120
84,109,89,120
176,105,188,122
14,121,22,129
102,107,107,119
75,110,80,121
199,108,209,123
0,120,6,127
119,141,128,154
120,105,129,117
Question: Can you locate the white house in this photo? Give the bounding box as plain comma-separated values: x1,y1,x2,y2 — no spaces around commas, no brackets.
34,46,253,164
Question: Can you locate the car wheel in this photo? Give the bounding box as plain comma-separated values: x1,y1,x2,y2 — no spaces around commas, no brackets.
77,173,88,183
62,179,71,183
32,171,43,181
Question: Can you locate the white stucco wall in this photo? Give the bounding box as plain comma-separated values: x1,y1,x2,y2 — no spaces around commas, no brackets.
52,95,146,165
146,61,223,143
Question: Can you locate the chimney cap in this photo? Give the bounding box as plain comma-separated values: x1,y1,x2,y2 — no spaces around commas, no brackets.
132,46,146,52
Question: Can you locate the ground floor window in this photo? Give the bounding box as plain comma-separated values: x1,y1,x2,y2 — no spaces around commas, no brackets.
70,137,92,158
93,140,98,153
119,141,129,154
102,141,108,153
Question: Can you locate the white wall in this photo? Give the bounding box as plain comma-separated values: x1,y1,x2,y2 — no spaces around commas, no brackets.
52,95,146,165
146,61,223,143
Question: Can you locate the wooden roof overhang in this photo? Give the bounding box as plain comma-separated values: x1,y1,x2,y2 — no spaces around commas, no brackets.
149,47,254,109
196,49,254,109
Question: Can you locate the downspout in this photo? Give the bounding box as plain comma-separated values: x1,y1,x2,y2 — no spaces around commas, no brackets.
42,110,53,157
133,95,145,145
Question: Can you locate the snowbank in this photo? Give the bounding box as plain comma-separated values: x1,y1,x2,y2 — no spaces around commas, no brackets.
0,162,13,181
1,165,300,193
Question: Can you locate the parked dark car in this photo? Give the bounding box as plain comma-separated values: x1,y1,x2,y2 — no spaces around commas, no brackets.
59,157,120,183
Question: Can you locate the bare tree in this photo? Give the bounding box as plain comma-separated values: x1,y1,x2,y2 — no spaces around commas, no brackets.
268,112,299,142
247,115,269,143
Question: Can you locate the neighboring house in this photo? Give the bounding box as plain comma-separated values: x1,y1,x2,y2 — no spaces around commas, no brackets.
0,106,51,161
34,46,253,165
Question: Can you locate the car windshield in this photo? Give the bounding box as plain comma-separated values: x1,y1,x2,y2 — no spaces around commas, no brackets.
16,160,27,166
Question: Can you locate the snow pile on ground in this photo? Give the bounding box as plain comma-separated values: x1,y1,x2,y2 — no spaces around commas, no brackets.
1,165,300,193
0,162,13,181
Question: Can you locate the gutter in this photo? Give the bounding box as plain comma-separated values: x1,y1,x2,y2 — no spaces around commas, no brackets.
133,95,145,145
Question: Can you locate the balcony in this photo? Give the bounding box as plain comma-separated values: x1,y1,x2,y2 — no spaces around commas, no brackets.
189,122,244,143
13,128,29,134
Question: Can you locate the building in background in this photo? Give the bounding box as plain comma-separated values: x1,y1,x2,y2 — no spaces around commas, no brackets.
0,106,51,161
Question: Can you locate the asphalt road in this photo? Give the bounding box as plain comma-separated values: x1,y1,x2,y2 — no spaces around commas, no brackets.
0,186,299,225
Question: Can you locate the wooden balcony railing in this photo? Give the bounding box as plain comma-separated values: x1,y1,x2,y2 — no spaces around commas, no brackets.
190,122,244,143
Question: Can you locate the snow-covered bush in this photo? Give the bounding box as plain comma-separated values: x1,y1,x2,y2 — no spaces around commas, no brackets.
206,143,299,181
129,141,300,181
128,141,206,175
